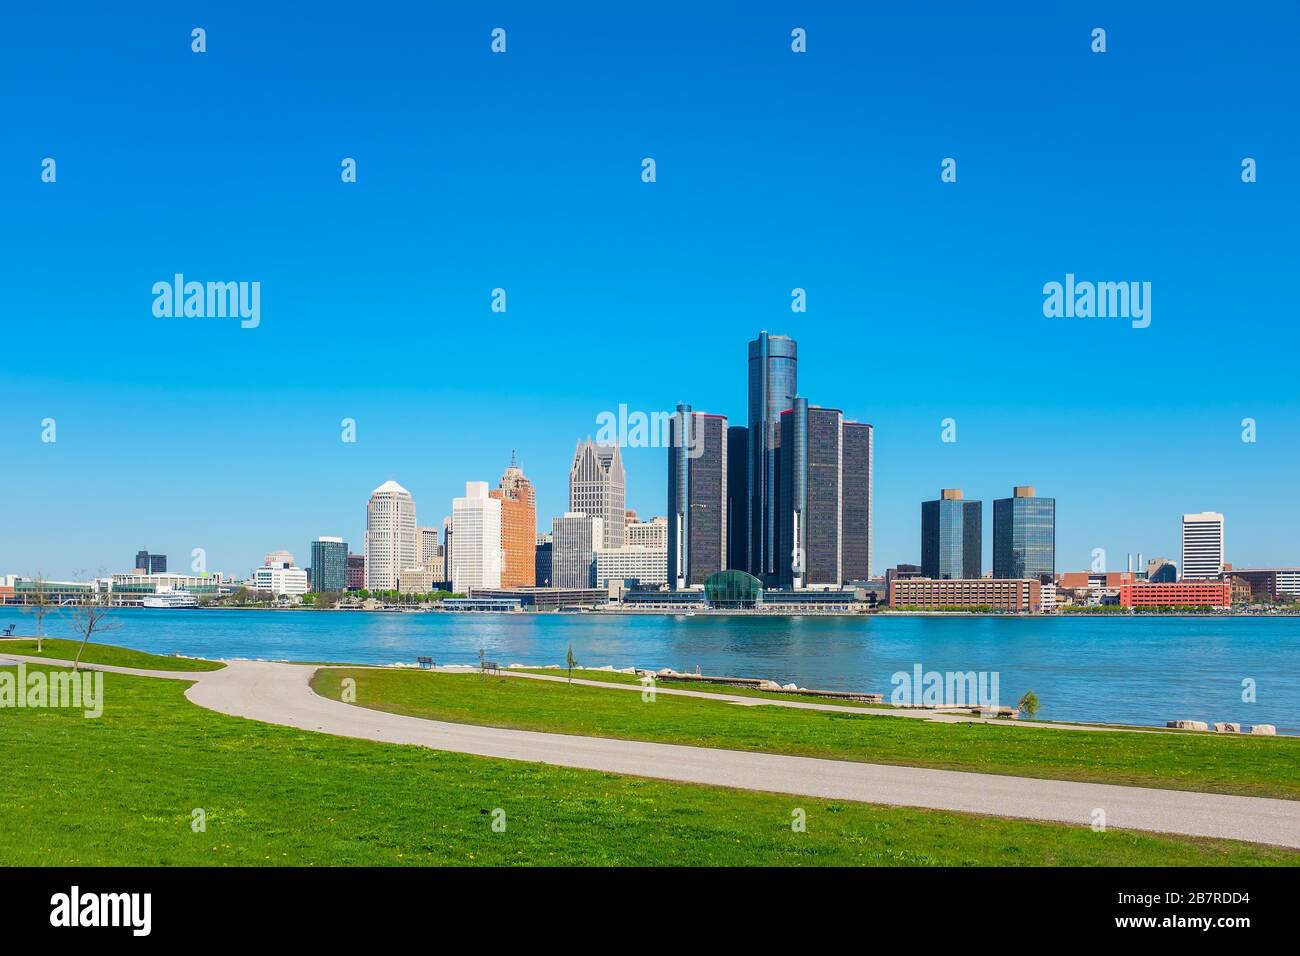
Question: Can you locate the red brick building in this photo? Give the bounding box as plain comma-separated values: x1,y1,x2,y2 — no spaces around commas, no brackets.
1118,581,1232,608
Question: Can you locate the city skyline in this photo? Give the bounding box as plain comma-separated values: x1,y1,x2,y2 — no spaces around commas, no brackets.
4,5,1298,580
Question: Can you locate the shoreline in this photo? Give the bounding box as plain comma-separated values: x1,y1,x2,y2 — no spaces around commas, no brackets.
10,605,1296,619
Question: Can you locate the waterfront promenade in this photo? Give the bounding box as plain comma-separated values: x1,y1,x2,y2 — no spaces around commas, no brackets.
4,647,1299,849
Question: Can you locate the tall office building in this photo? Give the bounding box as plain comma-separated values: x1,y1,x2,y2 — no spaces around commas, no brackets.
992,486,1055,580
921,489,982,580
551,513,604,589
747,331,797,583
726,425,749,573
1181,512,1225,580
134,550,167,574
569,438,626,550
534,533,553,587
452,482,502,591
776,400,841,588
490,453,537,587
309,536,348,592
841,420,874,581
417,526,443,571
667,404,728,589
346,553,365,590
442,516,454,587
364,479,417,590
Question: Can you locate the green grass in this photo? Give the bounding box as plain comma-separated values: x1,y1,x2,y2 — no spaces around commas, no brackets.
511,666,891,708
0,664,1293,866
313,668,1300,802
0,638,224,672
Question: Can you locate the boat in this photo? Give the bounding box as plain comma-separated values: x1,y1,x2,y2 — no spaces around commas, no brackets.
141,588,198,609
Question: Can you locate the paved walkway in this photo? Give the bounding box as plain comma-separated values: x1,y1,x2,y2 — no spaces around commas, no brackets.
5,652,1300,848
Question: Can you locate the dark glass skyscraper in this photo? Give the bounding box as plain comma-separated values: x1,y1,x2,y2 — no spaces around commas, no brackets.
726,425,748,573
921,489,982,579
841,421,874,581
134,550,166,574
992,486,1055,580
309,536,349,592
747,331,797,584
668,404,728,589
777,400,846,588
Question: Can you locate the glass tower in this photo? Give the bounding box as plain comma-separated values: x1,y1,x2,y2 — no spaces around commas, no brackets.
747,331,797,584
921,490,982,579
992,486,1055,580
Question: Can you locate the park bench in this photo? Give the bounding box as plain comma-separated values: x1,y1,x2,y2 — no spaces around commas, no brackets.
416,656,434,670
1,625,16,636
480,660,501,676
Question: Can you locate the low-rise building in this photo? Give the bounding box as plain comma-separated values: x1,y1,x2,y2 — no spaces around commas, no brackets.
398,567,442,594
1118,581,1232,609
252,565,309,597
889,577,1044,612
594,545,668,588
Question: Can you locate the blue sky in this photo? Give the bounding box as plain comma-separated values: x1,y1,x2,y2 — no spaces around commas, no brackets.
2,1,1297,580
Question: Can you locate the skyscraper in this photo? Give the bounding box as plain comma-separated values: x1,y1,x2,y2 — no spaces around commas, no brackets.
417,526,442,571
569,438,626,550
309,536,348,592
364,480,417,590
442,516,454,587
841,420,874,581
921,489,981,580
667,404,728,588
726,425,749,573
490,452,537,587
1181,512,1225,580
992,486,1055,580
134,550,167,574
551,513,604,589
776,400,843,588
534,533,553,587
346,553,365,590
747,331,797,583
452,481,502,591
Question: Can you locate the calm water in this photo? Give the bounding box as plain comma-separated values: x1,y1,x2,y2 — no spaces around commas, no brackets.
4,607,1298,732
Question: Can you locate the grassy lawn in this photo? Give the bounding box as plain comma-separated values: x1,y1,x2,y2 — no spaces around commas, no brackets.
511,666,890,708
313,668,1300,801
0,638,224,672
0,663,1293,866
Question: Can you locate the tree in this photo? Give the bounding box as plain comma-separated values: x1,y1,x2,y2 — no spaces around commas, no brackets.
1017,691,1040,720
69,576,116,673
566,644,578,685
25,573,53,652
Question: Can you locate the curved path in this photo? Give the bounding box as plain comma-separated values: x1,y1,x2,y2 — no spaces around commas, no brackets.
6,652,1300,848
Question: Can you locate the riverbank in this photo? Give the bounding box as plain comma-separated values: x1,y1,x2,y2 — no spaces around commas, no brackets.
2,644,1297,864
3,607,1296,732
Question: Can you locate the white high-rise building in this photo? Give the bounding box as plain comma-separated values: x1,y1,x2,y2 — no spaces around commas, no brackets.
417,526,442,571
569,438,626,550
365,480,418,590
552,513,604,589
452,482,502,591
1180,512,1225,580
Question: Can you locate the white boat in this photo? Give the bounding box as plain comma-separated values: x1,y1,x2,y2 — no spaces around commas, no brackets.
141,588,198,609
